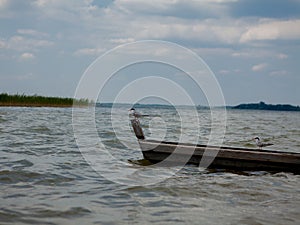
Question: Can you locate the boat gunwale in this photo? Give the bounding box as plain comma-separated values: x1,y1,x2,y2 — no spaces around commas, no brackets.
139,139,300,156
139,140,300,167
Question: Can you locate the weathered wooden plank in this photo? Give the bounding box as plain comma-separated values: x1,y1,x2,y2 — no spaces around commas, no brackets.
139,140,300,164
138,139,300,173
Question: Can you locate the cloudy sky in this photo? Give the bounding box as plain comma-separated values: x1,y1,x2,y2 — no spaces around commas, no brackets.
1,0,300,105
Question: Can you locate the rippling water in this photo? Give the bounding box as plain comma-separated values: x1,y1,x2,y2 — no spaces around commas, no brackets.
0,107,299,224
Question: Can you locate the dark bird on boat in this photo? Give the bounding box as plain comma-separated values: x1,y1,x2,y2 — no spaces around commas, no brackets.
253,137,273,149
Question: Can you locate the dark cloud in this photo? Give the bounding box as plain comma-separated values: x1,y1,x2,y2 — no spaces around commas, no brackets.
143,2,224,19
1,0,34,16
91,0,115,8
114,1,229,20
229,0,300,19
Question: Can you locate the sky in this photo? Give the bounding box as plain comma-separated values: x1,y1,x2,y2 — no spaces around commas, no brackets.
0,0,300,106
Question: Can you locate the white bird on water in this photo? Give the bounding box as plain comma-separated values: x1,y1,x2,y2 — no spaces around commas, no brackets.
253,137,273,149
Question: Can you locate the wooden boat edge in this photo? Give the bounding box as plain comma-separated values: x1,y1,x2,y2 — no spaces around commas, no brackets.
130,118,300,173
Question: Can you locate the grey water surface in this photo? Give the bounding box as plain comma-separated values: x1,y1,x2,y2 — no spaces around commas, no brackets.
0,107,299,225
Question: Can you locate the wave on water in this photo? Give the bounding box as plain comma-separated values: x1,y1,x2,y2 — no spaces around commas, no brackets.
0,107,299,225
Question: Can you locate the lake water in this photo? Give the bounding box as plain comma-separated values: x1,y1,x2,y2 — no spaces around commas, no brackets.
0,106,299,225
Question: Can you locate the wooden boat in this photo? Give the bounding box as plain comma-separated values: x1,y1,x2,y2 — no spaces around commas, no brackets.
131,118,300,174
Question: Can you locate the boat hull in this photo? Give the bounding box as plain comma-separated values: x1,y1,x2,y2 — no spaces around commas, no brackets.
138,139,300,174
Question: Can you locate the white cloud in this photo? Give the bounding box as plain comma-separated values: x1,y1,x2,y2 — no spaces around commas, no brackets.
240,19,300,43
19,52,35,60
0,0,8,8
277,53,288,59
33,0,94,8
17,29,49,38
193,47,233,56
3,0,300,50
231,52,250,57
231,49,286,59
74,47,106,56
115,0,237,18
1,35,53,52
29,0,245,47
32,0,98,23
219,69,230,75
252,63,268,72
15,73,35,81
269,70,288,77
110,38,135,44
0,0,10,18
0,39,5,48
133,19,242,45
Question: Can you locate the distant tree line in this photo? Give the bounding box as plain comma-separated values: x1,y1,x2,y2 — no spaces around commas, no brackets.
233,101,300,111
0,93,90,107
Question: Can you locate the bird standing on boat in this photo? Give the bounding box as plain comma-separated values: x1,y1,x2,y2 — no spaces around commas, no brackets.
129,108,142,118
129,108,150,118
253,137,273,149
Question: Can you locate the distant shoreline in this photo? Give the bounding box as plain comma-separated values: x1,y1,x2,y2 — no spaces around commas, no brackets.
0,102,74,108
231,101,300,112
1,94,299,111
0,93,90,108
97,102,300,112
